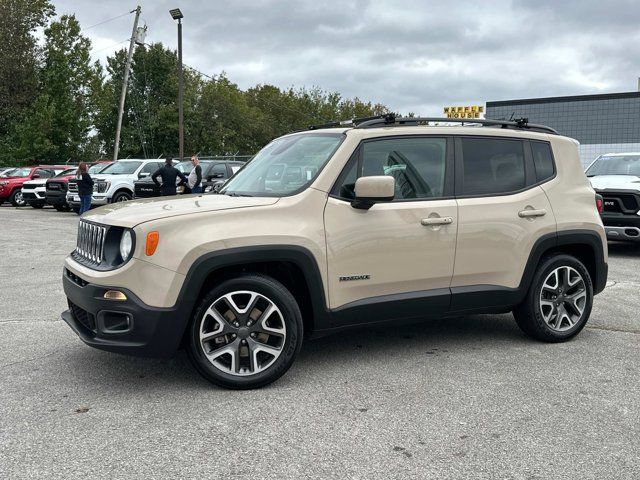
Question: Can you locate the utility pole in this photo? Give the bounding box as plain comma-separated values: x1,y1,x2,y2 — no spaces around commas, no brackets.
113,6,141,162
170,8,185,160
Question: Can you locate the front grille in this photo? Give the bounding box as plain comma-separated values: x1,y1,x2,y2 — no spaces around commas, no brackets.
68,300,96,333
47,182,65,191
600,191,640,214
68,181,78,193
74,220,107,265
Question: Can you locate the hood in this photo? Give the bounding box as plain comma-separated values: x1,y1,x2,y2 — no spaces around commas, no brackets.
1,175,29,183
23,178,48,187
82,194,280,228
589,175,640,191
92,173,134,181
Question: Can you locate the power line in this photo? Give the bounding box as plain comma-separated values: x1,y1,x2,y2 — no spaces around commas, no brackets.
81,10,135,32
91,38,130,54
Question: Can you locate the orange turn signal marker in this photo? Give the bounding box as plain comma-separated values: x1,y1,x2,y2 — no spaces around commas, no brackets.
145,231,159,256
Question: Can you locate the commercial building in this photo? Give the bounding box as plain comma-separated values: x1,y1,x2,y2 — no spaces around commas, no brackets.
485,91,640,166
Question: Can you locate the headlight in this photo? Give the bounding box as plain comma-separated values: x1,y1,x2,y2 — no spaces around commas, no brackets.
94,181,110,193
119,230,133,261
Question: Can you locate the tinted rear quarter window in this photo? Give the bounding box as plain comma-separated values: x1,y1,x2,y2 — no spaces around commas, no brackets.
531,141,555,182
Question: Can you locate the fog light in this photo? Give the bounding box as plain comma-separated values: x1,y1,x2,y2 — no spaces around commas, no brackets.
104,290,127,301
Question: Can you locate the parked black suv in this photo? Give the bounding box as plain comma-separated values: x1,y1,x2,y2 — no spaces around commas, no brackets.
133,159,245,198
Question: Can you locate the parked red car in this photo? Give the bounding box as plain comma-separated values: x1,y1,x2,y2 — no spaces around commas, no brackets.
0,165,69,207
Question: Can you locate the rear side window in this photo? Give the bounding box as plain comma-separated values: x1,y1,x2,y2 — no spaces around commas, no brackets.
460,138,525,196
531,141,555,182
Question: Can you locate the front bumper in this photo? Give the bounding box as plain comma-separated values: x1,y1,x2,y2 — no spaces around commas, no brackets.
605,226,640,242
61,269,188,357
91,194,110,206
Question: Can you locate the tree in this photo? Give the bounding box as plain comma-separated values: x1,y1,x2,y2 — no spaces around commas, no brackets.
0,0,54,137
4,14,97,163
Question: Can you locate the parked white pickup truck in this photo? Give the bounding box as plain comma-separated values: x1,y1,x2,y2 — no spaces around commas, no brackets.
587,152,640,242
67,159,163,207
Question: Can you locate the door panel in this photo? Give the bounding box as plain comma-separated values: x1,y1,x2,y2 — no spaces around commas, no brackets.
324,197,457,309
451,185,556,290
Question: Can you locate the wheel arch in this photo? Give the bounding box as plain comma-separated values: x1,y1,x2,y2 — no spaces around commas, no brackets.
175,246,330,347
522,229,607,296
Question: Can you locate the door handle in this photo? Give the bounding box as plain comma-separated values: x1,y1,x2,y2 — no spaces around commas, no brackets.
518,208,547,218
421,216,453,226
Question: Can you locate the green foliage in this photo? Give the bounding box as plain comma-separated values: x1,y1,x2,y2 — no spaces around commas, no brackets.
0,0,54,139
0,4,392,164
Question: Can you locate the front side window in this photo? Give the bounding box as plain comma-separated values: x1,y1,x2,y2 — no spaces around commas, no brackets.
335,137,447,200
460,138,525,196
99,161,143,175
220,133,344,197
211,164,227,178
586,154,640,177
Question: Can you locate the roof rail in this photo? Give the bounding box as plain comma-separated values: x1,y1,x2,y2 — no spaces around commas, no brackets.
353,114,558,134
308,113,558,134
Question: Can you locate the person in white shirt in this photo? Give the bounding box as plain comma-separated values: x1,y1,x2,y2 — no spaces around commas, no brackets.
188,155,203,193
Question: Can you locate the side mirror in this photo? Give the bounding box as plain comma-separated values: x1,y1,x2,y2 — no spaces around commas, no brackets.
351,176,395,210
139,172,150,179
32,173,40,179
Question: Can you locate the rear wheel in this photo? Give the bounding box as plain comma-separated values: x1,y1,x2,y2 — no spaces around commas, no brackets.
10,190,25,207
187,273,303,389
514,254,593,342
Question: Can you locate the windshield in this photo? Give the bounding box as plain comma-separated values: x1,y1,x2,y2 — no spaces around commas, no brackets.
220,133,344,196
0,168,15,176
89,163,110,174
56,168,76,177
5,168,32,177
586,155,640,177
99,161,142,175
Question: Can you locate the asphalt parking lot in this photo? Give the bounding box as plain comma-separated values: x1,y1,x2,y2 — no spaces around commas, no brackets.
0,205,638,479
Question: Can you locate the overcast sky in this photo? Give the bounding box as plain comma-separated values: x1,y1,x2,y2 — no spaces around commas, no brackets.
51,0,640,117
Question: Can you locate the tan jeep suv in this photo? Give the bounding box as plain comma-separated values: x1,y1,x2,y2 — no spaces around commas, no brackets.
61,115,608,389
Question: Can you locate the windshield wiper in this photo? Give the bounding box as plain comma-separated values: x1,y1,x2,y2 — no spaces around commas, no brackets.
224,192,253,197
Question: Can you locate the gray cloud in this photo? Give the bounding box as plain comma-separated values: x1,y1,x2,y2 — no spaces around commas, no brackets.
52,0,640,117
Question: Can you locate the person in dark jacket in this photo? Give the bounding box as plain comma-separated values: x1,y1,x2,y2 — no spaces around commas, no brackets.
188,155,203,193
76,162,94,215
152,157,187,196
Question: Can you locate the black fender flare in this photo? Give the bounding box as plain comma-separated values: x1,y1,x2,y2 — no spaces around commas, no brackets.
175,245,330,333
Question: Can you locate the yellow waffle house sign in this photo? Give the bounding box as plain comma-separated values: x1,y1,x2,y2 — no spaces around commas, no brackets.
443,105,484,119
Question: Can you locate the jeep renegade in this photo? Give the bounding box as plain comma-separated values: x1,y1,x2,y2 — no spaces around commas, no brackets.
61,115,608,389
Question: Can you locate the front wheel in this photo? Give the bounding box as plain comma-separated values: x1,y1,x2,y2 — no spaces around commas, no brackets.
514,254,593,342
112,191,132,203
187,274,303,389
10,190,26,207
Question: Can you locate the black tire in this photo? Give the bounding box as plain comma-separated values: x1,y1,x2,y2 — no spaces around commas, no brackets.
112,191,132,203
187,273,303,389
10,189,26,207
72,207,80,214
514,254,593,342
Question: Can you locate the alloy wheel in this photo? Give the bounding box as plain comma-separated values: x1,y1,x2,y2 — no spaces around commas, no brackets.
539,266,587,332
198,290,287,376
15,191,25,206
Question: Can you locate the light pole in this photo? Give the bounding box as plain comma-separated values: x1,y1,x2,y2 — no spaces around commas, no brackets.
170,8,184,161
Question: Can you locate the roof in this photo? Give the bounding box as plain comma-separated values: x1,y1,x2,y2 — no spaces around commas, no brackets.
487,91,640,107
